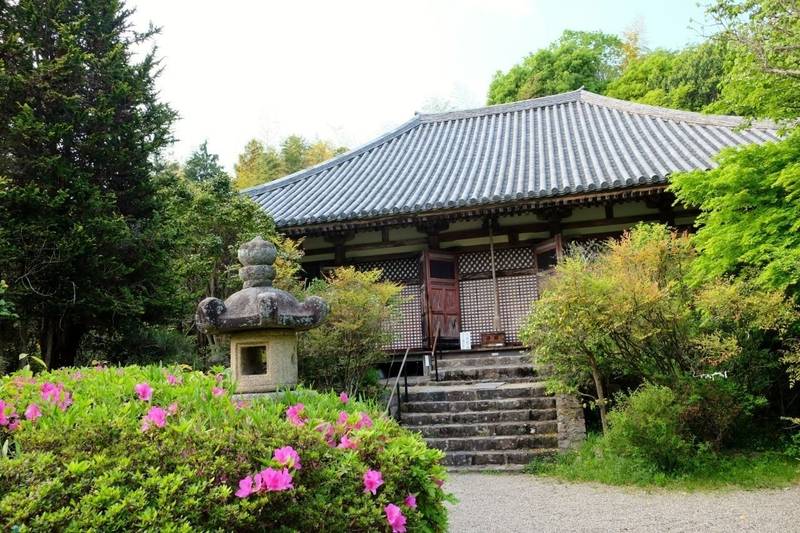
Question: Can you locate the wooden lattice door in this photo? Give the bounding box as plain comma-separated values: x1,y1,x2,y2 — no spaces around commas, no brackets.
421,251,461,347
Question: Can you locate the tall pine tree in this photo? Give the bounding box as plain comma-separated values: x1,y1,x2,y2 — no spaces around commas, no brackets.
0,0,176,367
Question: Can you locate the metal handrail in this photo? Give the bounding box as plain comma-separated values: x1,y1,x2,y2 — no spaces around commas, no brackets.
385,347,411,421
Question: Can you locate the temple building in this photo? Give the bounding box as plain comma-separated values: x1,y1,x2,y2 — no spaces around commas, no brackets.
245,89,778,354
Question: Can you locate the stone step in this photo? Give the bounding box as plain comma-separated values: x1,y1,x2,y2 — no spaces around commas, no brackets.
402,408,555,426
405,382,550,403
412,419,558,438
438,364,535,382
403,397,555,414
427,433,558,452
436,353,529,369
442,448,558,468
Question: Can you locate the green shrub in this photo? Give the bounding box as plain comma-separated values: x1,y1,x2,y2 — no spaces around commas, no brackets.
604,385,697,472
299,267,402,396
677,377,765,450
0,366,450,531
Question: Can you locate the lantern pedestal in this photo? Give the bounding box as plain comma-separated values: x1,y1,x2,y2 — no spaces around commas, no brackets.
230,330,298,394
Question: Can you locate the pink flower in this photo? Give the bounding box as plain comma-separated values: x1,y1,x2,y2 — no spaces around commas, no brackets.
212,387,225,397
71,371,83,381
363,469,384,495
259,467,293,491
337,411,349,426
235,475,255,498
141,406,167,432
286,403,306,427
7,419,20,432
0,400,14,426
134,383,153,401
273,446,301,470
234,400,249,410
339,391,349,404
215,373,224,384
337,434,358,450
314,422,336,446
166,374,181,385
24,403,42,422
432,477,444,488
40,382,61,403
355,412,373,430
57,391,73,412
385,503,407,533
167,402,179,415
404,493,417,509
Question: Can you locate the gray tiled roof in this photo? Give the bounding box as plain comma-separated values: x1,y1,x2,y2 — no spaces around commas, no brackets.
245,89,778,229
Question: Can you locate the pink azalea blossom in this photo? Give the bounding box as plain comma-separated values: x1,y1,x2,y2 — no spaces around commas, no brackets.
273,446,301,470
141,406,167,432
166,374,181,385
339,391,349,404
286,403,306,427
40,382,61,403
404,493,417,509
0,400,13,426
235,475,255,498
363,469,384,495
234,400,249,410
7,419,20,432
134,383,153,401
167,402,179,415
24,403,42,422
71,371,83,381
259,467,293,492
337,434,358,450
337,411,349,426
314,422,336,446
385,503,407,533
56,391,73,412
212,387,225,397
215,373,224,384
432,477,444,488
355,412,373,430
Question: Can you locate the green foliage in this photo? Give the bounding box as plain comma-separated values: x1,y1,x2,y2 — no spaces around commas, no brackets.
520,225,800,431
0,366,450,531
605,42,728,111
487,30,624,104
0,0,176,368
234,136,348,190
527,432,800,490
299,268,402,396
604,385,697,472
0,281,15,321
670,128,800,298
705,0,800,120
234,139,285,190
183,141,227,183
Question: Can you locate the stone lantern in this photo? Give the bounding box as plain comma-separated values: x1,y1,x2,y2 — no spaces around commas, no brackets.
196,236,327,394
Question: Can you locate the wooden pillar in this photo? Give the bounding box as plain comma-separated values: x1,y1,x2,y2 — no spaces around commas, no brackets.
324,231,354,266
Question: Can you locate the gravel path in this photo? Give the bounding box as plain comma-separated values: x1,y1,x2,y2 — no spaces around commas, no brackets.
446,473,800,532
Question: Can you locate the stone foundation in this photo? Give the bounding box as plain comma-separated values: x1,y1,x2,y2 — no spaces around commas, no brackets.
555,394,586,450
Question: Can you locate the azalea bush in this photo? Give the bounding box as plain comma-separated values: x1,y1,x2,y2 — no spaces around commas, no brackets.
0,366,450,531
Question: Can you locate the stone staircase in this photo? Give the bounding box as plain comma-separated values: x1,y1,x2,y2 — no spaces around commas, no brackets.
399,349,561,471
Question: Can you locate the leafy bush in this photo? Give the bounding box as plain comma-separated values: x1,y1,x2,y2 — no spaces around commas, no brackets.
0,366,449,531
604,385,697,472
677,377,765,450
520,224,800,432
299,267,402,396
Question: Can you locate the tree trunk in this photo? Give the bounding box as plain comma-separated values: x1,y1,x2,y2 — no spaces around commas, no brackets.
46,322,85,368
589,355,609,434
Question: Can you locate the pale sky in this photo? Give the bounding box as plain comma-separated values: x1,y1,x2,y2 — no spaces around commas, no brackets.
129,0,708,171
